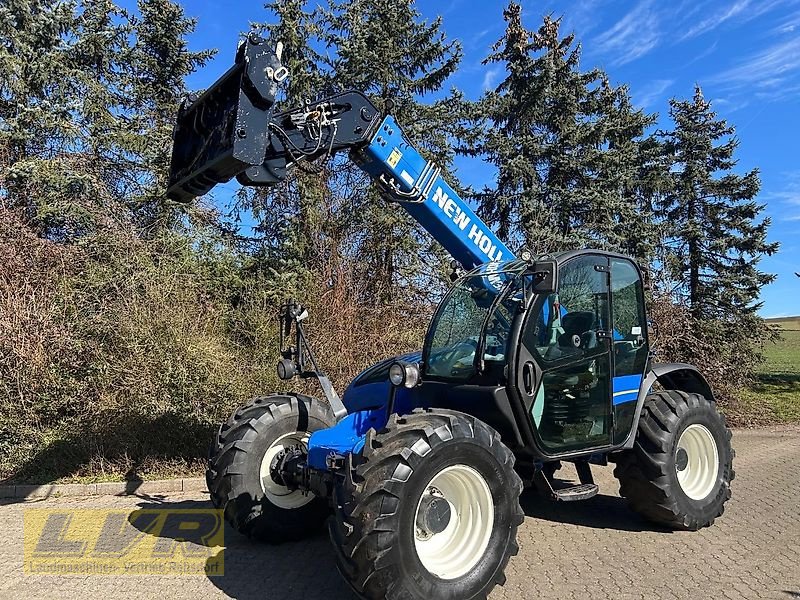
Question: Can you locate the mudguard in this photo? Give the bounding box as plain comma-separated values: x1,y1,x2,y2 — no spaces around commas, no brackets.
621,362,716,449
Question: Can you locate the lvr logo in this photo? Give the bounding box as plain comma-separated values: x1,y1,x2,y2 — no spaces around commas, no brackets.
24,509,224,575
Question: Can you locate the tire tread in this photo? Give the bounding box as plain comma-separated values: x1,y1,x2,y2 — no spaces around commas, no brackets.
614,390,734,531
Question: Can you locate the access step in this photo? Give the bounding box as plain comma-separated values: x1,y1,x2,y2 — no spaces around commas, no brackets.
533,468,599,502
553,483,599,502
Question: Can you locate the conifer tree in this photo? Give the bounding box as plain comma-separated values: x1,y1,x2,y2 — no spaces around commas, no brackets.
247,0,329,302
658,86,777,321
471,6,602,252
261,0,327,102
321,0,463,301
652,86,778,393
471,3,660,259
0,0,84,236
591,79,665,263
126,0,213,228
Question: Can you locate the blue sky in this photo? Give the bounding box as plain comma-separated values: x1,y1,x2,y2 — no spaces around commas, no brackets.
139,0,800,317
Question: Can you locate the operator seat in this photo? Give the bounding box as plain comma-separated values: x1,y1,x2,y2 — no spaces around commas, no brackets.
558,311,598,351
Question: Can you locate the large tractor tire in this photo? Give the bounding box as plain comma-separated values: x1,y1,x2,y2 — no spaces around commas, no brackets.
207,393,335,542
614,389,735,530
329,409,524,600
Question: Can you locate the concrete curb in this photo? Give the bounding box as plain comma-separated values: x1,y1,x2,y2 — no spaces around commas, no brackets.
0,477,206,500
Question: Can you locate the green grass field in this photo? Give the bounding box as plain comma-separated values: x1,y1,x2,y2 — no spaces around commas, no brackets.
738,319,800,425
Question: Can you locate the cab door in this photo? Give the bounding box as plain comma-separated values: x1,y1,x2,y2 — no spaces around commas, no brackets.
517,255,614,455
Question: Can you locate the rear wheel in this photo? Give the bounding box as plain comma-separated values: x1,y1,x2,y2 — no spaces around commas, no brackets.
207,393,335,542
329,409,523,600
614,389,734,530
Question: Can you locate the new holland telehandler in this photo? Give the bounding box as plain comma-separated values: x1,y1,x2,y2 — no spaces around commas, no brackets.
167,34,734,600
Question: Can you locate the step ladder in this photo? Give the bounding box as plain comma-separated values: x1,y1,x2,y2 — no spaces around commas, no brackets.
534,461,599,502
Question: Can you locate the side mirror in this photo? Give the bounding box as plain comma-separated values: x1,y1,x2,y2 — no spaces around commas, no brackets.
527,260,558,294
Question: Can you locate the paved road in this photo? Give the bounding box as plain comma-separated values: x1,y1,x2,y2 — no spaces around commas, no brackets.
3,426,798,600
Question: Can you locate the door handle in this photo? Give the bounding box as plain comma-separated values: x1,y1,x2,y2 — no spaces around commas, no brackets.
522,361,535,395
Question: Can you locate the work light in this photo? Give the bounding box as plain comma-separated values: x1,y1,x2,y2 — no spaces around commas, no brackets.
277,358,297,380
389,361,421,388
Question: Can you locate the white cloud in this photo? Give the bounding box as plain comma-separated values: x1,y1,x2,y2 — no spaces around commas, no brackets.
761,173,800,217
681,0,794,40
482,67,501,91
681,0,752,40
683,40,720,68
635,78,674,108
710,37,800,92
773,10,800,33
591,0,661,66
708,96,751,113
557,0,611,38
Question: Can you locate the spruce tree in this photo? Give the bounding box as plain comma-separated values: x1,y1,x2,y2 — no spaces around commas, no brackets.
321,0,463,301
656,86,777,390
591,78,665,263
659,86,777,320
246,0,329,302
471,4,660,259
471,6,603,252
126,0,213,228
0,0,83,236
261,0,327,102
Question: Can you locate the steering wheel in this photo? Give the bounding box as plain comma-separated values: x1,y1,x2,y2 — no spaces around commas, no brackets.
429,338,478,376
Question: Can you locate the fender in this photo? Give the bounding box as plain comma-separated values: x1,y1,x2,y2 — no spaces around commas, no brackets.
621,362,716,450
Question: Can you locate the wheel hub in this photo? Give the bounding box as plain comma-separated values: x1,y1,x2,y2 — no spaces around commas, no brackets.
412,464,494,580
269,445,305,489
675,423,720,500
675,447,689,472
415,489,452,538
259,432,315,510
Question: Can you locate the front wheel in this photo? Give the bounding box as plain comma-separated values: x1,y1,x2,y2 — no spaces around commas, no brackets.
329,409,524,600
614,389,735,530
207,394,335,542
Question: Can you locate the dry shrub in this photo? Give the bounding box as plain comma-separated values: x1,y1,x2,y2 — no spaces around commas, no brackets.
648,292,777,424
0,212,85,475
300,256,431,392
0,207,435,483
0,208,281,481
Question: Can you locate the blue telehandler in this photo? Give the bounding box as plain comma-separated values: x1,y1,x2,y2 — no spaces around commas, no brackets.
167,35,734,600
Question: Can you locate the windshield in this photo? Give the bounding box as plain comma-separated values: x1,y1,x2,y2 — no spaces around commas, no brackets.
423,260,527,381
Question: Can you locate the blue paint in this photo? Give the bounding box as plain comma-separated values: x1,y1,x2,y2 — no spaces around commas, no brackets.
307,110,524,469
360,116,514,270
341,351,422,412
307,409,387,470
612,374,643,405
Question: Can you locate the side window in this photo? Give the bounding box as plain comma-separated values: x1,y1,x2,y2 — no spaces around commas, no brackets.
610,259,648,376
525,256,610,364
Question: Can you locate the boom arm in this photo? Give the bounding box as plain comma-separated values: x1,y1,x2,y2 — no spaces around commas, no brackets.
168,34,514,270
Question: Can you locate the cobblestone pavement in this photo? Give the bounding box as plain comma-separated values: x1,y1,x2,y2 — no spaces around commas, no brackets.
3,426,798,600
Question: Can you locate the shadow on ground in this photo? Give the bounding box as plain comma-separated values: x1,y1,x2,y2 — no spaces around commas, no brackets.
2,411,214,487
519,480,672,533
129,498,355,600
752,372,800,392
127,479,670,599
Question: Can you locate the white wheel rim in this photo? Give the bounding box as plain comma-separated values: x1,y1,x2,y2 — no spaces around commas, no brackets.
258,432,315,510
676,424,719,500
413,464,494,580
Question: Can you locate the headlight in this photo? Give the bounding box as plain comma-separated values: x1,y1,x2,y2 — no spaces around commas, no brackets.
388,361,421,388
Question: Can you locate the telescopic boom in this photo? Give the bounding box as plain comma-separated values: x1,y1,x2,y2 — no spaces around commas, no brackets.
167,34,513,270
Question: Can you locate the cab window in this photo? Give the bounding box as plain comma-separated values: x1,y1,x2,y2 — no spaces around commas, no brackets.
524,255,610,364
610,258,648,376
